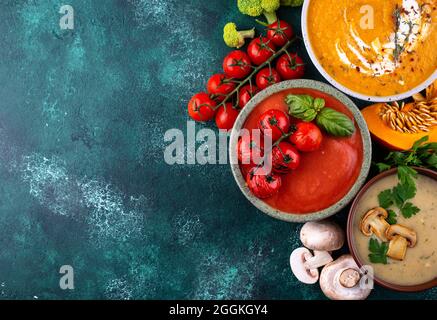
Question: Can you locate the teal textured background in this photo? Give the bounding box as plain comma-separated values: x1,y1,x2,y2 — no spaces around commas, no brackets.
0,0,435,300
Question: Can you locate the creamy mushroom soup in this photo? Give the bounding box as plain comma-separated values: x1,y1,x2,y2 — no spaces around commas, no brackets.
353,174,437,286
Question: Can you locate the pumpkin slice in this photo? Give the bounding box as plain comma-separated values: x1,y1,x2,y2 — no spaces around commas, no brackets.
362,103,437,151
362,80,437,151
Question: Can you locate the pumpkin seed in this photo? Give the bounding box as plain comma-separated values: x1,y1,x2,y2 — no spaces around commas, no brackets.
379,100,436,134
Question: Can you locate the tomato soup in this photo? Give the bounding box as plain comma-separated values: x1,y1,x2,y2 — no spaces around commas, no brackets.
240,88,364,214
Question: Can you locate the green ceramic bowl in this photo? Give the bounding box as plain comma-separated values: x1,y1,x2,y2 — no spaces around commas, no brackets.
229,80,372,223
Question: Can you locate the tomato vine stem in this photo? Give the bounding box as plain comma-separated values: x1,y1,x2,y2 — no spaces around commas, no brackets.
251,129,294,176
215,38,296,110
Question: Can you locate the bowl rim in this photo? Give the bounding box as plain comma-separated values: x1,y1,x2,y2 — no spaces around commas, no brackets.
347,167,437,292
229,79,372,223
301,0,437,103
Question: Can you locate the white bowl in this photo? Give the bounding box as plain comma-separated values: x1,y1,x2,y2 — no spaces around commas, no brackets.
301,0,437,102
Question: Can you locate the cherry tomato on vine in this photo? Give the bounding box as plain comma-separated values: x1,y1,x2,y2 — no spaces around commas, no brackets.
207,74,236,101
246,167,282,199
267,20,293,47
223,50,252,79
215,103,239,130
238,84,260,109
258,109,290,142
271,142,301,173
290,122,323,152
188,92,216,122
276,53,305,80
237,134,264,166
247,37,276,66
256,68,281,90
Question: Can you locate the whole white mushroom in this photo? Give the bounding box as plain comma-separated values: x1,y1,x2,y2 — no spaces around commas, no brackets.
319,255,372,300
300,220,345,252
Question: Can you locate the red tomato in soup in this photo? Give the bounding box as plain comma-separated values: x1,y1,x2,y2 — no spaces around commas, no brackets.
207,74,236,101
258,109,290,142
267,20,293,47
246,167,282,199
188,93,216,122
271,142,301,173
256,68,281,90
223,50,252,79
215,103,239,130
276,53,305,80
239,84,260,109
247,37,276,65
237,135,264,166
290,122,323,152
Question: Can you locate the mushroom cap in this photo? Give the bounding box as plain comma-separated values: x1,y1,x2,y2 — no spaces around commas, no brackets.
290,248,319,284
360,207,390,242
300,220,345,252
319,255,371,301
360,207,386,236
386,224,417,247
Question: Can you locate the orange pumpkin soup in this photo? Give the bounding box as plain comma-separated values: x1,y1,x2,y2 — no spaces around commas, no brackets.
241,88,364,214
307,0,437,97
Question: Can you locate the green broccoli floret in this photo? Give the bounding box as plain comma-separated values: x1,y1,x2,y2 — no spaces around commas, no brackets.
223,22,255,48
280,0,304,7
237,0,280,25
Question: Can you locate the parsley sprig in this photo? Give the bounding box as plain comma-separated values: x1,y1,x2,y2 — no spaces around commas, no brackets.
377,165,419,219
375,136,437,220
386,209,397,225
376,136,437,171
368,238,389,264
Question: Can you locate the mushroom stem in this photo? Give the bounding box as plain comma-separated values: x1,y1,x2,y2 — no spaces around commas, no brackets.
290,248,320,284
387,235,408,261
385,224,417,261
386,224,417,248
304,251,333,270
339,269,361,288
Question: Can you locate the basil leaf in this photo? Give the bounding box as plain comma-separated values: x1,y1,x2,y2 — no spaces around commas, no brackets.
303,109,318,121
285,95,319,122
313,98,325,112
316,108,355,137
285,94,314,110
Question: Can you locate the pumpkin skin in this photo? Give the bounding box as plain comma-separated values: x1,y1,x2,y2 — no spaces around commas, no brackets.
362,103,437,151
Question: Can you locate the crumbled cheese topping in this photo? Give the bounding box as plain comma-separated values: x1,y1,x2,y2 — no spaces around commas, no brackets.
336,0,432,79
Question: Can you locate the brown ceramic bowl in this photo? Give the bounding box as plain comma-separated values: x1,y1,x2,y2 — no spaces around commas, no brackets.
347,167,437,292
